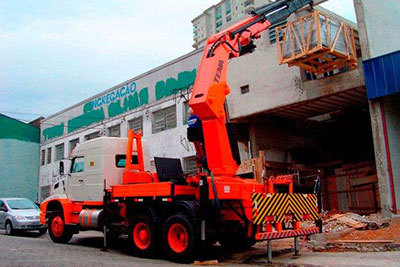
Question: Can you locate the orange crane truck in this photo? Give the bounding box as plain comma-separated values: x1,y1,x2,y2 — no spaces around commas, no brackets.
40,0,321,262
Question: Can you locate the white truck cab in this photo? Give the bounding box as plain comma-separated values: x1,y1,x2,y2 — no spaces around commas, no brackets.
65,137,150,202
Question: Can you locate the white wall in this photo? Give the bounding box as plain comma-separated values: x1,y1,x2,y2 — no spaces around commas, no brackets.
356,0,400,58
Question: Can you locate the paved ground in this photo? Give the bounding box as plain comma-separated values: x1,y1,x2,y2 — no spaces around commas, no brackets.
1,230,400,266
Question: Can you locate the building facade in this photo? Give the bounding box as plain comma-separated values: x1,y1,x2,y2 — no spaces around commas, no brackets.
354,0,400,216
0,114,40,202
192,0,272,48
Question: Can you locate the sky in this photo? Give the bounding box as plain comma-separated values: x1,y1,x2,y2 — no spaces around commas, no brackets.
0,0,356,122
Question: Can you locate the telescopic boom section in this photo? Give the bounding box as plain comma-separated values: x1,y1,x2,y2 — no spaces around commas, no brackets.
189,0,313,177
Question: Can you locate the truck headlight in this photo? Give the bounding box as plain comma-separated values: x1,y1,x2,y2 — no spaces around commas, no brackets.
15,215,25,221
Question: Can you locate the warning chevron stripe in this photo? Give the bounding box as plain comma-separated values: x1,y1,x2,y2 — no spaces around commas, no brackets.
252,193,319,224
255,227,320,240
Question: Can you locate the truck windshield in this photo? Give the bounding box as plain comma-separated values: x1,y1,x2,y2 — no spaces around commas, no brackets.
6,199,38,210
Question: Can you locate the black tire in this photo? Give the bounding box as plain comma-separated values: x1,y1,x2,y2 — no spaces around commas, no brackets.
38,228,47,235
128,215,157,258
48,211,73,243
219,229,255,251
162,213,196,262
5,221,15,236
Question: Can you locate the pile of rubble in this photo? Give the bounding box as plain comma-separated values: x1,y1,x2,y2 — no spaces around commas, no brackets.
322,212,390,233
307,212,400,252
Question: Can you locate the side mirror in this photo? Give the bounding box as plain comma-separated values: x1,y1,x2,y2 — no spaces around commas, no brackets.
59,161,64,176
0,207,7,212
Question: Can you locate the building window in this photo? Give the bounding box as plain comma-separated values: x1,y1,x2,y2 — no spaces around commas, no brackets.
85,131,100,141
244,0,254,7
41,150,45,166
183,101,190,125
152,105,177,134
216,20,223,29
55,143,64,161
245,6,255,14
240,85,250,94
183,156,198,175
226,15,232,22
108,124,121,137
225,0,232,14
216,5,222,20
128,117,143,134
269,21,287,44
40,185,51,202
69,138,80,155
46,147,52,164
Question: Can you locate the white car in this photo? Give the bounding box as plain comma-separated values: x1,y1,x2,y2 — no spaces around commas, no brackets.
0,198,47,235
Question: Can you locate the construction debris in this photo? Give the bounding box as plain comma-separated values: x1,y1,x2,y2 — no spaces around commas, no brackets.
193,260,219,266
322,212,389,233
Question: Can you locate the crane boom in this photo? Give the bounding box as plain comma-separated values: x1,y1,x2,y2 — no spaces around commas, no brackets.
189,0,313,177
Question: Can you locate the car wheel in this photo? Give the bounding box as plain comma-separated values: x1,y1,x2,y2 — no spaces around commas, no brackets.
38,227,47,235
48,212,73,243
5,221,15,236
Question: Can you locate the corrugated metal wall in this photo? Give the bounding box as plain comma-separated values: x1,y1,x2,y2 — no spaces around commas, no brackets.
363,50,400,99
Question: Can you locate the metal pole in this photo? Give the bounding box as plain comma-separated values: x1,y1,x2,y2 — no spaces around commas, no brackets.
294,236,299,256
267,240,272,263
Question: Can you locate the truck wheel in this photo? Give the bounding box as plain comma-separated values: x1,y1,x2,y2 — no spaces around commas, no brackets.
219,233,255,251
162,213,196,262
48,212,73,243
5,221,15,236
128,215,157,257
38,228,47,235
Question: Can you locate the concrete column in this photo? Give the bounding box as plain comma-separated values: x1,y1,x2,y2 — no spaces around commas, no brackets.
368,100,394,216
383,95,400,210
354,0,400,216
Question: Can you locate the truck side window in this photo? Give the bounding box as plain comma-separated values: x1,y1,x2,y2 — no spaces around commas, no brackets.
115,155,138,168
71,157,84,173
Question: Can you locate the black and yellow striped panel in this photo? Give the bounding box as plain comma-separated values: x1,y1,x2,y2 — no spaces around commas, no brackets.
252,193,319,225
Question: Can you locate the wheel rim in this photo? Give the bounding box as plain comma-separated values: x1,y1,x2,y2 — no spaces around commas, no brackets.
167,223,188,253
51,216,64,238
5,223,11,235
133,222,151,250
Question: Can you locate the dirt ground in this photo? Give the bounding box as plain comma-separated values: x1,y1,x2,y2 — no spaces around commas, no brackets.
339,218,400,243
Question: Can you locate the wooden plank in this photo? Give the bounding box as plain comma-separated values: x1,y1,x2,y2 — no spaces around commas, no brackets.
336,216,367,229
237,159,254,175
324,213,349,222
349,175,377,187
194,260,219,265
276,9,358,75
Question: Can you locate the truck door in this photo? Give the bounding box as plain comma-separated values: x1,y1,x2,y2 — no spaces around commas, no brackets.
68,157,86,201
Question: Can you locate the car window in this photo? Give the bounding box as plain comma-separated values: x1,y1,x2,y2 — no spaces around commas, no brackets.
71,157,84,173
0,200,4,209
6,199,37,210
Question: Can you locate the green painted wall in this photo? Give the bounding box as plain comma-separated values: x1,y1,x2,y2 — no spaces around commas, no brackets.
41,69,197,141
0,114,39,202
0,114,39,142
155,69,197,100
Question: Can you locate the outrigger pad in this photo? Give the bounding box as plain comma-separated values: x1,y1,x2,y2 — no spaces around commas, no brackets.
154,157,185,183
